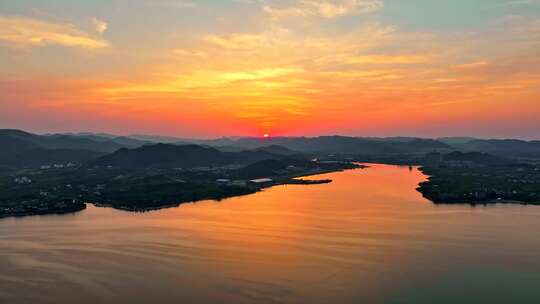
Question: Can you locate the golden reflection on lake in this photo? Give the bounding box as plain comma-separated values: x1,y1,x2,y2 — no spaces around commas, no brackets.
1,164,539,304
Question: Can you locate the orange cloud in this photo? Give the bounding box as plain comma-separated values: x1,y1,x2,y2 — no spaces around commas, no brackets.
454,61,489,70
0,16,109,49
2,3,539,137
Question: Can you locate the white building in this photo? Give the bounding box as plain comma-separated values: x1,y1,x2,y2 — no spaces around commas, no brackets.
249,178,273,184
14,176,32,185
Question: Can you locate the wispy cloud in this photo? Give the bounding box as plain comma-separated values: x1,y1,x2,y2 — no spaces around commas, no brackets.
263,0,383,19
92,18,108,35
220,67,304,81
203,33,270,50
344,54,430,65
490,0,540,8
203,28,290,50
0,16,109,49
145,0,198,9
454,61,489,70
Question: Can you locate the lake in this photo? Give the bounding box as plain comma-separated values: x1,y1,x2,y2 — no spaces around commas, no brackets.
1,164,539,304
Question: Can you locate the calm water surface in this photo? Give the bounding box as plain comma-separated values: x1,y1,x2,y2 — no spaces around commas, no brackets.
1,164,539,304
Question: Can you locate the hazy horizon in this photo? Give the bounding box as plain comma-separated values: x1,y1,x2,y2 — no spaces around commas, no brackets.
3,127,540,141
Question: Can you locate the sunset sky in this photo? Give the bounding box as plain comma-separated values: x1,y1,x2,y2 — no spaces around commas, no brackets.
1,0,539,138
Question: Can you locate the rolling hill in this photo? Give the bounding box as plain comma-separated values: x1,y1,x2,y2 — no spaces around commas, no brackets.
86,143,285,169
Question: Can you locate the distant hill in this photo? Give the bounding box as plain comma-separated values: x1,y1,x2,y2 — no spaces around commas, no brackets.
449,139,540,158
443,151,508,165
10,148,103,167
193,136,540,159
128,134,189,143
253,145,299,156
48,132,149,148
0,130,40,157
212,145,247,153
236,158,314,179
195,136,452,155
3,129,540,173
87,143,284,169
0,129,129,153
237,159,292,179
437,137,478,145
87,144,224,169
0,129,139,172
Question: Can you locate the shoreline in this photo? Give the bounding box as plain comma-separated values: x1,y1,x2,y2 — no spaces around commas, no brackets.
90,168,359,213
0,204,87,220
416,166,540,206
2,163,539,219
0,165,363,218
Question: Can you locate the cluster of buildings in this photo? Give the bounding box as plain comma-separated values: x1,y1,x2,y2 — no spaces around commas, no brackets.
14,176,32,185
0,198,85,218
215,178,274,187
40,162,78,170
